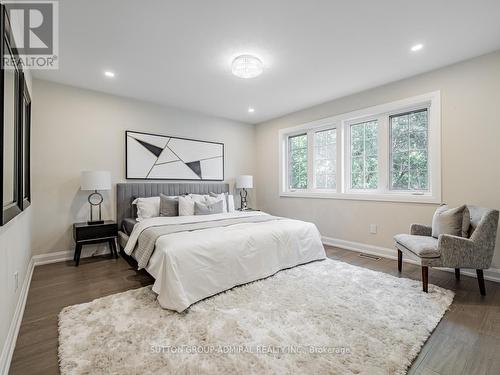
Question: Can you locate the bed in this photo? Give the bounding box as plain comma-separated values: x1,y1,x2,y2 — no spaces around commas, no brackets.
117,182,326,312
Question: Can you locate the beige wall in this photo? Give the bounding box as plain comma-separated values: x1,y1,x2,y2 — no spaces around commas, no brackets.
31,80,256,255
255,50,500,268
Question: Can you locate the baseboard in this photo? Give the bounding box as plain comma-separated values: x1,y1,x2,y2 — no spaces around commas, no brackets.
322,236,500,283
32,247,112,266
1,247,114,374
0,258,34,375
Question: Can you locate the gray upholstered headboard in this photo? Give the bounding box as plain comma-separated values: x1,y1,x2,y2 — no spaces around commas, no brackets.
116,182,229,228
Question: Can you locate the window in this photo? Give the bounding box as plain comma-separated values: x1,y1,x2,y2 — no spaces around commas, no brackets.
390,109,428,191
314,128,336,189
279,91,441,203
350,121,378,190
288,133,307,189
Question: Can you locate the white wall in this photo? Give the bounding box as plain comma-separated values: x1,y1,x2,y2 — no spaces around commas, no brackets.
255,50,500,268
31,79,256,256
0,11,33,374
0,210,32,374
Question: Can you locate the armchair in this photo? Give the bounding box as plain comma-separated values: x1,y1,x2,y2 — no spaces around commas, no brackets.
394,206,499,295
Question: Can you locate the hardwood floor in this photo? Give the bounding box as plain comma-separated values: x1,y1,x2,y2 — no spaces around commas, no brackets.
9,246,500,374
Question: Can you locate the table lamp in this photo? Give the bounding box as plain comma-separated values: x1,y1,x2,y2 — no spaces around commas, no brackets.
81,171,111,225
236,175,253,210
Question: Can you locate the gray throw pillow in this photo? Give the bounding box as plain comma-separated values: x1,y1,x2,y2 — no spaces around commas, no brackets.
159,194,178,217
194,199,224,215
432,205,470,238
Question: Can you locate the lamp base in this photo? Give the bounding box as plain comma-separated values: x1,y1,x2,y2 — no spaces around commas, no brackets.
87,220,104,225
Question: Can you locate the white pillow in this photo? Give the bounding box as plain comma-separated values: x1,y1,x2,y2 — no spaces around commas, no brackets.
227,194,235,212
132,196,160,221
178,194,209,216
207,193,227,213
208,192,236,212
190,194,208,203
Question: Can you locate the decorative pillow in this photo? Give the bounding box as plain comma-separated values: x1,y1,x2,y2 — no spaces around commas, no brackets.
159,194,178,217
194,200,224,215
190,194,208,203
462,206,471,237
132,196,160,221
208,192,228,212
178,194,208,216
209,192,236,212
432,205,470,238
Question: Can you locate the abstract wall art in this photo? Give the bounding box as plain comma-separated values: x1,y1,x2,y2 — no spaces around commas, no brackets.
125,131,224,181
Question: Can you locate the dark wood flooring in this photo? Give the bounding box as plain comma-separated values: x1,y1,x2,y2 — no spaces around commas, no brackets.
9,246,500,374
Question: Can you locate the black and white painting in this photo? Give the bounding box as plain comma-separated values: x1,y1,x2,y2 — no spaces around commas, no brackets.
126,131,224,180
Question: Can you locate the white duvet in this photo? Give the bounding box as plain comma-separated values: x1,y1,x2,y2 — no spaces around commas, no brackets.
125,211,326,312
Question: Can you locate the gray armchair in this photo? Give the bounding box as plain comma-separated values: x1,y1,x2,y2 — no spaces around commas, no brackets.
394,206,499,295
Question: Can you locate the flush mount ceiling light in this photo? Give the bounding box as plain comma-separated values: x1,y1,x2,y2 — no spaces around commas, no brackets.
411,43,424,52
248,107,255,113
232,55,263,79
104,71,115,78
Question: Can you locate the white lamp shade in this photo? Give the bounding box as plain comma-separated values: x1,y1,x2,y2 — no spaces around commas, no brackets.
81,171,111,191
236,175,253,189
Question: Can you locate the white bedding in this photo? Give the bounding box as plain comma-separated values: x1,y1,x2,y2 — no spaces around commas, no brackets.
125,211,326,312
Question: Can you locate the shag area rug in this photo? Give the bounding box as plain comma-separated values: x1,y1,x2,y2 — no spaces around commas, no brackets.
59,259,454,375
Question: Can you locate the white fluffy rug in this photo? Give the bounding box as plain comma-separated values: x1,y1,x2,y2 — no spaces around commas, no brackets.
58,259,454,375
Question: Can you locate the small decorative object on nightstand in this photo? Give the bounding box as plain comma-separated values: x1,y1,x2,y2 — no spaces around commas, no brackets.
73,220,118,266
236,175,253,210
81,171,111,225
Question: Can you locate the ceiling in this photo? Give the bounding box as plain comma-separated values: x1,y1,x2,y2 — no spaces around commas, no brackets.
34,0,500,124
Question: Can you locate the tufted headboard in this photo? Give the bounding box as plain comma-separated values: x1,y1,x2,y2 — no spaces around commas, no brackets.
116,182,229,228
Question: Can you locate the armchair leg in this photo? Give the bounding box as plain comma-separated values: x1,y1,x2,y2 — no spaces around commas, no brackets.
455,268,460,280
421,266,429,293
397,249,402,272
476,269,486,296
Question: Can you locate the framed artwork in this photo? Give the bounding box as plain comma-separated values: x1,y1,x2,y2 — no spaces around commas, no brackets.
1,5,25,225
126,131,224,181
21,73,31,209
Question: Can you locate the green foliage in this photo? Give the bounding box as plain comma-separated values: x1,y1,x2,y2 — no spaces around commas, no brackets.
289,134,308,189
391,110,428,191
350,121,378,189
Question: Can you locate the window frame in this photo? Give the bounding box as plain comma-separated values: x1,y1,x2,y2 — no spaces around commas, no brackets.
279,91,441,204
388,108,429,193
286,131,308,191
344,116,380,194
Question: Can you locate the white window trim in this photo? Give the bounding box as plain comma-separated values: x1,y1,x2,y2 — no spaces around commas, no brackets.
278,91,441,204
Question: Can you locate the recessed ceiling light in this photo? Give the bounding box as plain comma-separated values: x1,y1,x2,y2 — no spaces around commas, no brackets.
104,71,115,78
232,55,263,79
248,107,255,113
411,44,423,52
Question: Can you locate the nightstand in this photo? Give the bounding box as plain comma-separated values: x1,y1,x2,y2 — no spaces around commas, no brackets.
73,220,118,266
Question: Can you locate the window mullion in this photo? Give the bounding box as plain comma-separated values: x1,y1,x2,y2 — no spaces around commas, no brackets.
378,116,389,193
307,130,314,190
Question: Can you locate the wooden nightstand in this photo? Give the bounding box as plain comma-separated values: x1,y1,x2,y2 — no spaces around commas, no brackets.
73,220,118,266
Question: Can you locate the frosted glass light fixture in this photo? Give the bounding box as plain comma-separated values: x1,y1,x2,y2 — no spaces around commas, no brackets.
231,55,263,79
411,44,423,52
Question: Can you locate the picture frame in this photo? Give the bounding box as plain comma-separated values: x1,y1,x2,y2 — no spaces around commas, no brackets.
0,5,31,226
125,130,224,181
1,5,22,225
